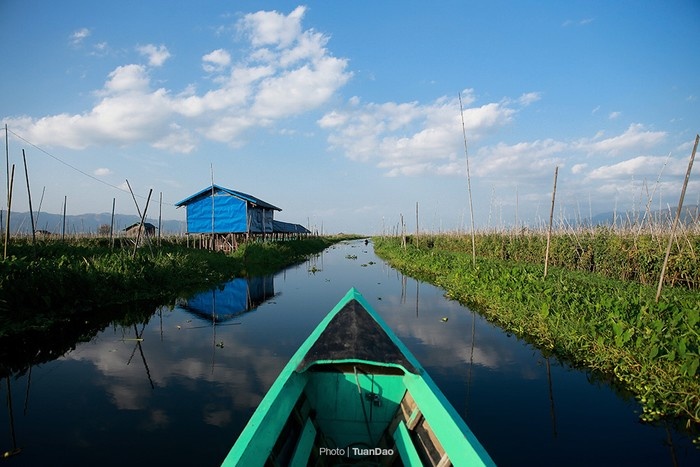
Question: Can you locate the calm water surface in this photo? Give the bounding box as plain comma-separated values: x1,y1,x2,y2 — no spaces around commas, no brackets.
1,240,698,466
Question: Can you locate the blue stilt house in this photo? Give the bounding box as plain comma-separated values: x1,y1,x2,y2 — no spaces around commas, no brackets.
175,185,282,249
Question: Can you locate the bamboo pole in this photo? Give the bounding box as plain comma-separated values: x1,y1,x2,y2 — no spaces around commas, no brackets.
158,191,162,247
656,134,698,302
211,165,215,250
22,150,36,246
459,92,477,266
36,186,45,232
132,189,153,258
62,195,67,241
3,164,15,259
110,198,116,249
125,179,142,219
544,166,559,279
5,124,9,207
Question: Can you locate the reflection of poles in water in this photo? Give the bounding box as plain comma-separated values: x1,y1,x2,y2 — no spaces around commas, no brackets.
415,279,419,318
23,366,32,416
211,289,217,374
546,358,557,438
400,274,407,304
159,307,164,342
126,324,155,390
246,281,252,311
4,377,21,458
306,249,325,275
465,309,476,418
665,423,679,467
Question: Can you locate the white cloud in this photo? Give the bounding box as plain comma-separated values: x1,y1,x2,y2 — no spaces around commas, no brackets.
70,28,91,45
562,18,594,27
320,94,516,176
576,123,666,155
202,49,231,73
252,56,351,119
238,5,306,48
153,124,197,154
608,111,621,120
571,163,587,174
137,44,171,67
101,64,151,94
5,7,350,152
518,92,541,106
587,155,684,180
474,139,566,178
93,168,112,176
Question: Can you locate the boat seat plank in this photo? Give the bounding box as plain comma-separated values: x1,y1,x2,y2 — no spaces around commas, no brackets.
289,417,317,467
393,420,423,466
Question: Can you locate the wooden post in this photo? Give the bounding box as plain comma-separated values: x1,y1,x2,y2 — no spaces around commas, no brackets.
544,166,559,279
459,92,477,266
22,150,36,245
132,189,153,258
400,214,406,250
62,195,67,241
656,134,698,302
110,198,116,249
36,186,45,232
158,191,162,247
5,124,9,207
3,164,14,259
125,179,143,218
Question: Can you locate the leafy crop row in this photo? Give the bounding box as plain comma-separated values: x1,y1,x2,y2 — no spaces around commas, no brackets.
412,228,700,289
373,236,700,444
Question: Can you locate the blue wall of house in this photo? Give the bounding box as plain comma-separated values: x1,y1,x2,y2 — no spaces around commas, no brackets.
186,193,247,233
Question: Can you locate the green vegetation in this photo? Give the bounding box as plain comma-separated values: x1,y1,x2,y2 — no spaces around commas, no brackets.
0,235,355,337
416,228,700,289
373,234,700,442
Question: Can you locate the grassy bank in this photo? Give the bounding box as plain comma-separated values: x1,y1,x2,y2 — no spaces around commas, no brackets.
0,235,353,337
373,236,699,441
416,228,700,289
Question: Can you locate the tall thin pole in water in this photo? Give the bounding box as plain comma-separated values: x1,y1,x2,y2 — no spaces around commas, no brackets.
459,92,477,266
132,189,153,259
62,196,67,241
158,191,163,247
3,165,14,259
110,198,116,249
5,124,9,207
22,150,36,246
656,134,698,302
544,166,559,279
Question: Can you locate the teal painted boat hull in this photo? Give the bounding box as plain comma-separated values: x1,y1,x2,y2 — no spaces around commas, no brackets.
221,288,495,466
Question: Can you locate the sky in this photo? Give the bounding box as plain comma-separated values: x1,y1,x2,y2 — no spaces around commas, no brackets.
1,0,699,234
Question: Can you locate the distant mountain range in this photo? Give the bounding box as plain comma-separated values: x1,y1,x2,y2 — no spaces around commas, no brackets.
588,205,699,227
1,205,697,236
0,210,186,235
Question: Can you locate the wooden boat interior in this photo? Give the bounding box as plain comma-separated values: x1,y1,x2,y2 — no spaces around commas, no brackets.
266,362,451,466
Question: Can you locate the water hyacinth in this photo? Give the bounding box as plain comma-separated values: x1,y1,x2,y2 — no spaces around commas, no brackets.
373,234,700,445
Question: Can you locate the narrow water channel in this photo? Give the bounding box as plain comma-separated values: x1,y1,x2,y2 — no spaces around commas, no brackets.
1,239,698,466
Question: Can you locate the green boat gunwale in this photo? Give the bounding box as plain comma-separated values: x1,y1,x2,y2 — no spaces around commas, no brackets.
221,288,495,467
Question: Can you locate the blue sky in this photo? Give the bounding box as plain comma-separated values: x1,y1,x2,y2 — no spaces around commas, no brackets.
1,1,698,234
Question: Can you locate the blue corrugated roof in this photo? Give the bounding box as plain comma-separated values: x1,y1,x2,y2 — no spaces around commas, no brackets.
272,220,311,233
175,185,281,211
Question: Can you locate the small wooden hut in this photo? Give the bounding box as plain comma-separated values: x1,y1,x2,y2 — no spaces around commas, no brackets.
123,222,156,237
